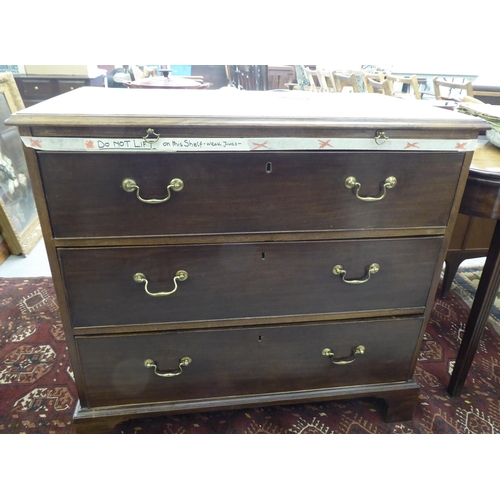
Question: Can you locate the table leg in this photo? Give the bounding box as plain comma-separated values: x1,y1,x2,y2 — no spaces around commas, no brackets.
448,219,500,397
441,249,488,298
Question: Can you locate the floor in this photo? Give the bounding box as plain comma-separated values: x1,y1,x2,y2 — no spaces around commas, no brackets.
0,239,52,278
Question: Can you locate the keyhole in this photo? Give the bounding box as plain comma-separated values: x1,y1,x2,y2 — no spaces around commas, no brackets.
258,335,262,342
266,162,273,173
261,252,266,260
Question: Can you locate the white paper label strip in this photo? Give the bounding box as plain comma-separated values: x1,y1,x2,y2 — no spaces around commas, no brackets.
21,136,477,152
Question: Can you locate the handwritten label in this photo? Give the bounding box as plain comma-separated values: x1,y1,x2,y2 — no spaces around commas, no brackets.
86,138,246,151
21,136,477,153
95,139,157,150
162,139,244,149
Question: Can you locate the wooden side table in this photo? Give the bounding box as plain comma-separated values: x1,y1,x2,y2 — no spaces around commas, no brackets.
447,138,500,396
441,141,498,298
472,75,500,105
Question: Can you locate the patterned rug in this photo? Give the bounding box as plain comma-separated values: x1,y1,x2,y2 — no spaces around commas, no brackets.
1,270,499,434
452,264,500,333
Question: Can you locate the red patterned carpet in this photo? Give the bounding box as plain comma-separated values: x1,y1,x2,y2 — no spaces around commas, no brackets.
1,273,499,434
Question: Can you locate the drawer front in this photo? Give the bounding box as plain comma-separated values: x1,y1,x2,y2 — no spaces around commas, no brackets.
38,151,463,238
58,79,86,94
77,316,423,408
19,79,54,99
59,237,442,328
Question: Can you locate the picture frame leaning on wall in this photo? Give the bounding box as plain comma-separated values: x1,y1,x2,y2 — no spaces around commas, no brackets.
0,72,41,255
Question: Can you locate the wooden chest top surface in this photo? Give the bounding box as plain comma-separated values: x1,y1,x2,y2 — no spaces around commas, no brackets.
6,87,488,131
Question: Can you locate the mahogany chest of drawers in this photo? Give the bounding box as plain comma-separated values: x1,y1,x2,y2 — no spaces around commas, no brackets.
7,87,484,432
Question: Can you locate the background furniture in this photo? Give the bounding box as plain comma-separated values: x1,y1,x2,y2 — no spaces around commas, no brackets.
14,71,106,106
226,65,269,90
8,88,484,432
123,76,211,89
386,74,422,99
302,68,343,93
445,138,500,396
316,69,336,92
441,141,500,298
433,77,474,101
303,67,321,91
332,71,360,93
179,65,293,91
364,76,392,95
287,65,312,91
268,66,296,90
187,65,229,89
472,75,500,105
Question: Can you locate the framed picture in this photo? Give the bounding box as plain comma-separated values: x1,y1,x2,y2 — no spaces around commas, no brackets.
0,72,41,255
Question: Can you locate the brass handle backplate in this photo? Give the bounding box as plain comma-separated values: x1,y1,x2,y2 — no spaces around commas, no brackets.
144,357,192,377
374,130,389,145
134,270,188,297
322,346,365,365
345,176,397,202
122,177,184,204
143,128,160,144
333,263,380,284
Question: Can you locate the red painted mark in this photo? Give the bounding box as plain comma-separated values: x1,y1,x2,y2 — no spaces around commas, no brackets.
30,138,42,148
456,142,467,150
251,141,268,150
319,139,333,149
404,142,420,149
85,140,95,149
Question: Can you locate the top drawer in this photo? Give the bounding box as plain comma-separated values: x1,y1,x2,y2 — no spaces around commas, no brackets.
38,151,463,238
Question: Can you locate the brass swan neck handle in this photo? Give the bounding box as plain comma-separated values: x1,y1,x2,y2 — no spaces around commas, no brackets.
134,270,188,297
122,177,184,204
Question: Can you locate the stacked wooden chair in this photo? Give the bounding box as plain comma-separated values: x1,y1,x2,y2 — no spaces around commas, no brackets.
330,71,359,93
433,77,474,101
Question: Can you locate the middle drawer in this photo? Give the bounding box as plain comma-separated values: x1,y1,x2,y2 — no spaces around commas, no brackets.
59,237,442,329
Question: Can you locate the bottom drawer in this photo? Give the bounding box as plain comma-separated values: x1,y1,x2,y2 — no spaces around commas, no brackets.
77,316,423,408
